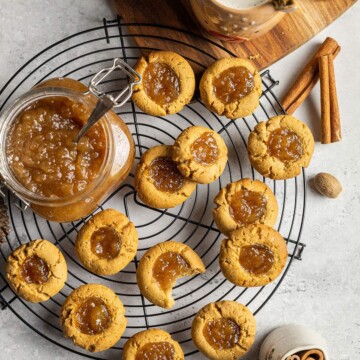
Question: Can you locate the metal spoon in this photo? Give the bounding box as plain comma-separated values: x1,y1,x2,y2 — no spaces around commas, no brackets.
74,58,142,143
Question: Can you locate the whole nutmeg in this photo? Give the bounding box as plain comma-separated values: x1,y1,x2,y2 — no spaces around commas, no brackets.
313,173,342,198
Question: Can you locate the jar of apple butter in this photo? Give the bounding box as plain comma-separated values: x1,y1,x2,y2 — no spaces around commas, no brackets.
0,77,135,222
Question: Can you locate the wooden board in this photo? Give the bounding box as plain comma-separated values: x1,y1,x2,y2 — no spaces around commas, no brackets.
113,0,357,73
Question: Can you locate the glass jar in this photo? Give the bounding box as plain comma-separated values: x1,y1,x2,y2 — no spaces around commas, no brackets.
0,77,135,222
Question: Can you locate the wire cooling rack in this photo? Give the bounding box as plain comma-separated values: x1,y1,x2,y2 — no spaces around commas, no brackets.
0,17,307,359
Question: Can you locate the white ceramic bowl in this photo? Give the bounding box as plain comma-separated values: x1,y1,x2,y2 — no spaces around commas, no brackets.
259,324,329,360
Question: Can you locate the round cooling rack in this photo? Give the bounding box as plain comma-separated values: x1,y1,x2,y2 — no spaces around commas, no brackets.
0,17,307,359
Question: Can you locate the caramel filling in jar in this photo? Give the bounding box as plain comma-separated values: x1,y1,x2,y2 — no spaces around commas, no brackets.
75,297,112,335
213,66,254,104
149,157,184,193
191,132,219,165
153,252,190,291
239,244,274,275
90,226,121,260
143,62,180,106
229,189,267,225
203,318,240,350
267,128,303,162
6,97,106,198
20,255,50,284
135,342,175,360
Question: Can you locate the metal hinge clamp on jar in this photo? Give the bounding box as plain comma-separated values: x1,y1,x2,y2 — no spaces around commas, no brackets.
75,58,142,142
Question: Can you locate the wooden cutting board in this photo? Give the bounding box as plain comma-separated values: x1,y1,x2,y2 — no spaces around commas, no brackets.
113,0,357,73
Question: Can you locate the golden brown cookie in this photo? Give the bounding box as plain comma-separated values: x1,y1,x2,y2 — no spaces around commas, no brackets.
6,239,67,303
172,126,228,184
219,224,288,287
132,51,195,116
123,328,184,360
192,301,256,360
60,284,127,352
137,241,205,309
134,145,197,209
248,115,315,180
200,58,262,119
75,209,138,276
213,178,278,235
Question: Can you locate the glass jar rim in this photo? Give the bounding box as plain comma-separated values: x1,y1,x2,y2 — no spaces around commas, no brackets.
0,86,114,206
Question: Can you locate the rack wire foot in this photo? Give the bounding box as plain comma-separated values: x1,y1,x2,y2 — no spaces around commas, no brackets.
0,289,8,310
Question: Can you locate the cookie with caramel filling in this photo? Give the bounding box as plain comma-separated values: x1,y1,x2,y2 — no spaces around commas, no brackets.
75,209,138,276
60,284,127,352
132,51,195,116
134,145,197,209
172,126,228,184
123,328,184,360
137,241,205,308
213,178,278,235
192,301,256,360
200,58,262,120
220,224,287,287
248,115,315,179
6,239,67,302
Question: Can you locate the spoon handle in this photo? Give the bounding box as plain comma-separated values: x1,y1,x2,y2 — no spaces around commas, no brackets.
74,58,142,143
74,95,114,143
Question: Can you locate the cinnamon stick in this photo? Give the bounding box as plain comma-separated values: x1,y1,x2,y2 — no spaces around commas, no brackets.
319,55,331,144
328,54,341,142
282,37,341,115
297,349,324,360
286,348,325,360
319,54,341,144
